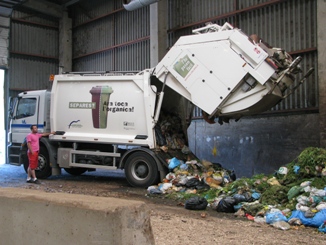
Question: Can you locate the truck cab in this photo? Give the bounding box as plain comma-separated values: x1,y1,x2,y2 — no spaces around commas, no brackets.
8,90,51,166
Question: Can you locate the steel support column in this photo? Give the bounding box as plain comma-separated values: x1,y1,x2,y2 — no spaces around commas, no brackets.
317,0,326,147
149,0,167,67
59,10,72,73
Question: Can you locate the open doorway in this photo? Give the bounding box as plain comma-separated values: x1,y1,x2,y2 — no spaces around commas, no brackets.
0,69,5,164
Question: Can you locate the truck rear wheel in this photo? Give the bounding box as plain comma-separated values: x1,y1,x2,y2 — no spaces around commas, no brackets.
64,168,87,176
36,146,51,179
124,152,159,188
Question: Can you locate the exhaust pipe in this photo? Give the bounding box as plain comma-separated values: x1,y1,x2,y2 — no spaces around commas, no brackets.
123,0,160,11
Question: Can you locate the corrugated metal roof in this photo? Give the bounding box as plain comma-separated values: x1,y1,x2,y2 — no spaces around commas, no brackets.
0,0,26,68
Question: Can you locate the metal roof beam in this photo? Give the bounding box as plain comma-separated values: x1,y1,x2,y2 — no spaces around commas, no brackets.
22,0,62,18
63,0,80,7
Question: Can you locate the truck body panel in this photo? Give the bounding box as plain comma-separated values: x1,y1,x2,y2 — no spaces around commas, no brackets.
50,71,157,148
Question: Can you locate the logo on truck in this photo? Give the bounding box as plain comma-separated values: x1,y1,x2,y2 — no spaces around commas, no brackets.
89,86,114,129
68,86,136,130
68,120,81,128
174,55,195,78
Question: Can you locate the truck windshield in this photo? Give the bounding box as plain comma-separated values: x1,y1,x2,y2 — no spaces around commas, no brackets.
15,97,37,119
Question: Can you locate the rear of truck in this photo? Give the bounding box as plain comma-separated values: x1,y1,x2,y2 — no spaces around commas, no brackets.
154,22,311,124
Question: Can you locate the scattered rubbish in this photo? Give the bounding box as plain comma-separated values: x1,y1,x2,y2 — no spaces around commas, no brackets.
146,147,326,232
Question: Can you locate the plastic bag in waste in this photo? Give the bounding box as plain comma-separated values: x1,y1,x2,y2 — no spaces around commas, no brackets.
318,222,326,233
304,210,316,218
254,216,266,224
233,194,247,204
210,198,222,210
204,176,222,188
297,195,309,205
265,211,287,224
271,221,291,230
195,180,210,191
180,163,188,170
293,165,300,174
287,186,303,200
288,210,326,227
300,181,311,187
278,167,288,175
296,203,309,212
309,196,322,205
243,192,254,202
184,196,208,210
168,157,181,170
251,192,261,200
311,188,326,197
185,177,200,188
165,172,176,181
176,175,188,186
316,202,326,210
288,218,302,226
216,197,236,213
148,188,163,194
267,177,281,186
147,186,162,194
158,183,172,193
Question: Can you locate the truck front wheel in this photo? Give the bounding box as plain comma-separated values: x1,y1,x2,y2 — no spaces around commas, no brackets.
36,146,51,179
124,152,159,188
23,146,51,179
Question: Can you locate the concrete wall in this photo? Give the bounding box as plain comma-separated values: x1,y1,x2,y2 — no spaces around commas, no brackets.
0,188,155,245
188,113,319,178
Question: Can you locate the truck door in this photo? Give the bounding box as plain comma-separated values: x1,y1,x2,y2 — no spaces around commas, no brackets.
11,95,40,144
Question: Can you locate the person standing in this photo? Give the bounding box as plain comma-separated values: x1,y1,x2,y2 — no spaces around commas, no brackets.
26,125,55,184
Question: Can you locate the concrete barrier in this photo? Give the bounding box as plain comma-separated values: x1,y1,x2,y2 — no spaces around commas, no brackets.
0,188,155,245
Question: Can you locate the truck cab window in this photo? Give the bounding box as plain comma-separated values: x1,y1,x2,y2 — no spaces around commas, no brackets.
15,98,37,119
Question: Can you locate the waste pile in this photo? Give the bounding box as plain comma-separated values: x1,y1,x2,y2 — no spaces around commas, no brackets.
147,147,326,232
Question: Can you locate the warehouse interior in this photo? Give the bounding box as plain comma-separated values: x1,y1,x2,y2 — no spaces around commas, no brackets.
0,0,325,177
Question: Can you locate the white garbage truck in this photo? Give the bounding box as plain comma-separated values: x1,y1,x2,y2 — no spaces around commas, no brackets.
7,23,312,187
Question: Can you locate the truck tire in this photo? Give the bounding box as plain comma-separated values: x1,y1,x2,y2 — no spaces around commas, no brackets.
64,168,87,176
35,146,52,179
23,154,29,173
124,152,159,188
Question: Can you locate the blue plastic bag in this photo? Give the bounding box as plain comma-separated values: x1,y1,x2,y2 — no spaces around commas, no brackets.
266,211,288,224
168,157,181,170
252,192,261,200
180,163,188,170
293,165,300,174
318,222,326,233
289,210,326,228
